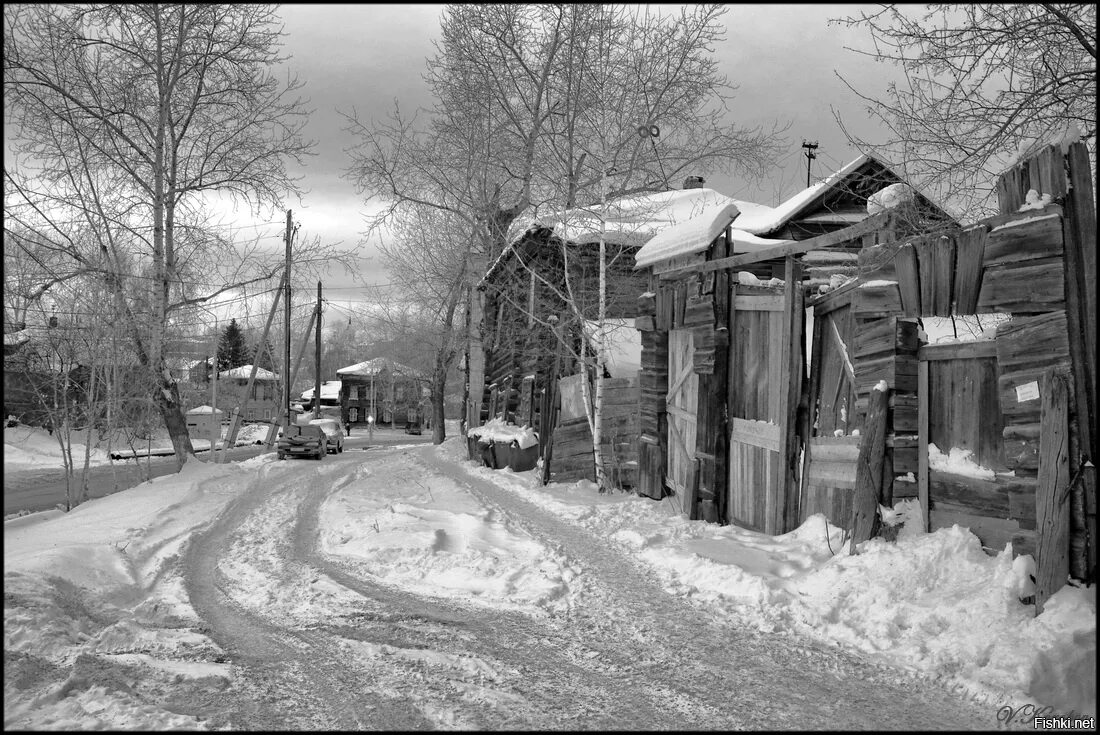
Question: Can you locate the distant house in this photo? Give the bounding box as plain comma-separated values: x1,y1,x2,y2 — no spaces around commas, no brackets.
336,358,426,428
217,364,280,421
300,380,342,410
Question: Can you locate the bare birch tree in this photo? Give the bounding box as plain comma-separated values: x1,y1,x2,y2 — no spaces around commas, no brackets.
4,4,329,467
832,3,1096,218
346,3,785,441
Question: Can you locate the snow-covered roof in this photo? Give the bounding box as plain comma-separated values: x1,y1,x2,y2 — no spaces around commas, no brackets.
218,364,279,381
484,187,741,284
633,202,739,268
185,405,224,415
300,380,342,401
730,155,871,235
336,358,421,378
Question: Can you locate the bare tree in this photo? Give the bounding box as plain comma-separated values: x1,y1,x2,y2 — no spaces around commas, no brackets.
345,3,786,436
3,4,333,467
370,205,470,444
832,4,1097,218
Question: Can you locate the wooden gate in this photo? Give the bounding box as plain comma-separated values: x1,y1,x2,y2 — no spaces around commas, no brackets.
727,275,803,534
666,328,698,511
800,291,862,528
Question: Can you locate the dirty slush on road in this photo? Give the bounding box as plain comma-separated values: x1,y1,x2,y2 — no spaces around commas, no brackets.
167,445,997,730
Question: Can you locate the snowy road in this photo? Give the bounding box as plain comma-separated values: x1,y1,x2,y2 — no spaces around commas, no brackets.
176,445,994,730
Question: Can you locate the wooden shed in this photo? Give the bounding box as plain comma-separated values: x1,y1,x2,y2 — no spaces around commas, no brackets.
475,186,739,488
632,142,1096,603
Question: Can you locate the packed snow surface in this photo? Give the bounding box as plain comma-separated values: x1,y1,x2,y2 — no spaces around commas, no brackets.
3,432,1095,728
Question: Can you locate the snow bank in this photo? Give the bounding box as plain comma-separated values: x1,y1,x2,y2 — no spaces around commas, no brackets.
438,437,1096,718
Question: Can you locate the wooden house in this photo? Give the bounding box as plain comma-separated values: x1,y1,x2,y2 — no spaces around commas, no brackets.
476,185,738,487
217,364,280,421
631,142,1096,604
336,358,426,429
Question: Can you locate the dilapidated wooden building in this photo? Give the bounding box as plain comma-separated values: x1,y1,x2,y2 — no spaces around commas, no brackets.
475,186,739,487
632,142,1096,607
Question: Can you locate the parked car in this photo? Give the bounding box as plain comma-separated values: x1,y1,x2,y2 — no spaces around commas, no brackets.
308,417,345,453
404,420,422,435
277,424,327,460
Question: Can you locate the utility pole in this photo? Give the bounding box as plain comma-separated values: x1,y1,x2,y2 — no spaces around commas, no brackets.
801,140,819,188
284,209,292,430
314,281,322,418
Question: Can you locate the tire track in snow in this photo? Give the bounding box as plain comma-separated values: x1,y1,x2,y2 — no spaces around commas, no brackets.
182,459,434,730
415,447,996,730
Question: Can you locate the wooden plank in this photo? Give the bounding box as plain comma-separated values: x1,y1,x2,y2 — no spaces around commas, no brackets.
996,311,1069,373
932,235,955,316
853,281,902,317
917,236,936,317
730,418,781,452
984,213,1063,266
1035,368,1071,613
927,469,1037,519
918,360,930,532
977,259,1065,313
849,384,889,551
733,294,784,311
918,341,998,361
655,211,892,279
953,226,987,314
1064,141,1096,466
807,460,858,487
780,257,803,531
892,243,921,317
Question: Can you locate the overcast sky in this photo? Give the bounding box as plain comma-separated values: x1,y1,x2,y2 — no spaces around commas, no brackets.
257,3,902,296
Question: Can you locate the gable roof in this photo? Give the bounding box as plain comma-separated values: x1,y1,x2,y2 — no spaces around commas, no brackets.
635,153,956,268
219,364,279,381
336,358,421,378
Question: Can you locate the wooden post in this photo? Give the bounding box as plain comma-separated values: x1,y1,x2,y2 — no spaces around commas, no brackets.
917,360,930,532
1036,368,1071,614
849,382,889,554
780,256,804,532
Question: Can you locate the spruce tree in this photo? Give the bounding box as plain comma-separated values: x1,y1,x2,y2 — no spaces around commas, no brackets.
217,318,249,372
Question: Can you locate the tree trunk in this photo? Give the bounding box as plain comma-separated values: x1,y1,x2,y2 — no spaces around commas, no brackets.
430,375,448,445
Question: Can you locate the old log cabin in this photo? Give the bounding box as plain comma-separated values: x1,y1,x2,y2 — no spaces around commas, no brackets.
632,142,1096,600
475,183,741,488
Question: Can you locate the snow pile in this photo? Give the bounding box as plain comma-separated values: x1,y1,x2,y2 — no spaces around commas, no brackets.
466,418,539,449
866,183,916,215
317,460,576,613
737,271,783,287
928,442,997,480
3,424,113,468
438,437,1095,717
3,422,271,475
1019,189,1053,212
4,457,250,729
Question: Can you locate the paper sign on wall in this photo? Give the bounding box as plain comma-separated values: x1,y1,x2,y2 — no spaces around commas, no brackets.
1015,381,1040,402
